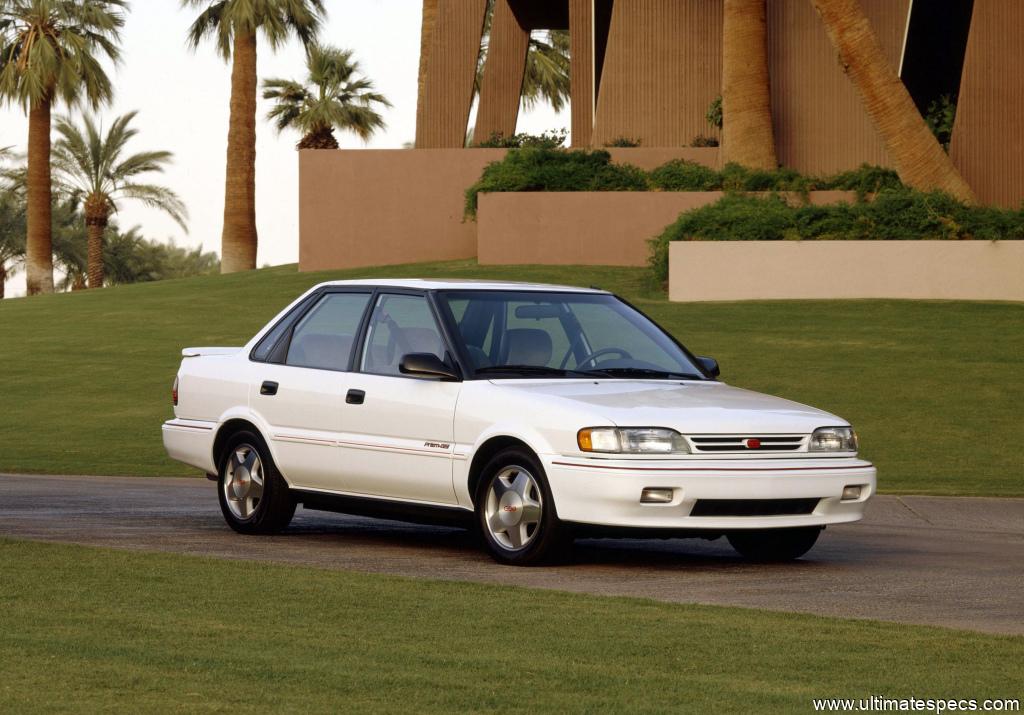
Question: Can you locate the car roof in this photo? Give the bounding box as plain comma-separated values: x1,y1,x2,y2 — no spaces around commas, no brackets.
314,278,609,293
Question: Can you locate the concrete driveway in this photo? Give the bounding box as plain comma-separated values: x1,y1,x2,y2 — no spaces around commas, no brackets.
1,473,1021,635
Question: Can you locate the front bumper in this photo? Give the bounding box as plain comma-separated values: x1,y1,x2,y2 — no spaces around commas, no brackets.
542,455,875,530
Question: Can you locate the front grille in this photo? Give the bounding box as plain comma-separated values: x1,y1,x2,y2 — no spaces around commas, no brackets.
689,498,820,517
689,435,805,453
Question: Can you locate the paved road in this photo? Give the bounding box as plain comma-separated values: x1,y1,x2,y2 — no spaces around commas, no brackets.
1,473,1021,635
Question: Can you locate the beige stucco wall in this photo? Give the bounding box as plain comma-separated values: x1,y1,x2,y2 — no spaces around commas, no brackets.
477,192,724,266
299,149,504,272
669,241,1024,302
299,148,719,272
476,191,857,267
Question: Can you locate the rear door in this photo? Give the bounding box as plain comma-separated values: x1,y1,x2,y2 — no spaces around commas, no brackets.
340,292,461,504
250,289,372,491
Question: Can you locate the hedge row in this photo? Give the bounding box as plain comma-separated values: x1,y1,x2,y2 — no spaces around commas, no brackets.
464,147,903,218
649,192,1024,280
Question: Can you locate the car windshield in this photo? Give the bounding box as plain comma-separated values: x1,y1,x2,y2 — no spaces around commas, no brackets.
437,290,706,379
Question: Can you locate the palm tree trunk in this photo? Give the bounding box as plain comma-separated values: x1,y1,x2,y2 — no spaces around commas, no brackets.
0,263,6,299
84,196,109,289
721,0,777,169
811,0,975,202
221,31,259,273
26,98,55,295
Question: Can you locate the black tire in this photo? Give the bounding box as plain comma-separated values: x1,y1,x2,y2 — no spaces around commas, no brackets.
727,527,822,562
474,447,568,566
217,430,296,535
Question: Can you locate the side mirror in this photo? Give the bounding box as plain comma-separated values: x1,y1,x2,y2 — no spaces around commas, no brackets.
697,356,720,379
399,353,461,381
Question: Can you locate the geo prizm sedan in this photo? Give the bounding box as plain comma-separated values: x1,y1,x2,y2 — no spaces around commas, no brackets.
162,279,875,565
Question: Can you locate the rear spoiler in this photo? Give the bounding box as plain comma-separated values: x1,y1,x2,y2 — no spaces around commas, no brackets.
181,347,241,358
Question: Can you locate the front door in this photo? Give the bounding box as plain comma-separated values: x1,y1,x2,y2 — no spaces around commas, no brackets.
251,290,372,491
340,292,461,505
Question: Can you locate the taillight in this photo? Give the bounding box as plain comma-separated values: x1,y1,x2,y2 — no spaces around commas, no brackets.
172,376,179,406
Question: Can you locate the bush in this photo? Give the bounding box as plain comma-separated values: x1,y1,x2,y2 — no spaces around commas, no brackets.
649,189,1024,280
818,164,902,197
649,159,721,191
464,148,649,218
691,135,720,147
473,129,568,149
603,136,642,147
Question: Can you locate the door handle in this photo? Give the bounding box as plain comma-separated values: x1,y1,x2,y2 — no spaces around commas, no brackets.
346,389,365,405
260,381,279,396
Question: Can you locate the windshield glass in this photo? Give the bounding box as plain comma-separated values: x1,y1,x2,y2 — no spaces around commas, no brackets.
437,291,705,379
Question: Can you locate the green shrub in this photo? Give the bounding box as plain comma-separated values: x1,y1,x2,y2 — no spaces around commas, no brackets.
720,163,812,193
649,159,721,191
649,190,1024,280
818,164,902,196
464,148,648,219
706,95,723,130
473,129,568,149
649,194,795,278
603,136,642,147
690,135,720,147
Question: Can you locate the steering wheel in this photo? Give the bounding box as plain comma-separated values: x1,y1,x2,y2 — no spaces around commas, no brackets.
573,347,633,370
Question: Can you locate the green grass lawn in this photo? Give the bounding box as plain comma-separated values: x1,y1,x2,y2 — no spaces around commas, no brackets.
0,539,1020,714
0,260,1021,495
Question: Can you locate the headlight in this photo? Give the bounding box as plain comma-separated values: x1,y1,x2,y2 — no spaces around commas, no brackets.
578,427,690,455
810,426,858,452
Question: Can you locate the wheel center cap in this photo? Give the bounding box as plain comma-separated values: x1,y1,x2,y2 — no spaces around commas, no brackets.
232,467,251,498
498,491,523,526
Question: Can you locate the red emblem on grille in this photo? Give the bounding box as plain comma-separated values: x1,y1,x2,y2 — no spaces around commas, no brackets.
746,438,761,449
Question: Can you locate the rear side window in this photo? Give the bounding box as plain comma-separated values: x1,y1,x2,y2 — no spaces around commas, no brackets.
285,292,371,371
251,296,316,362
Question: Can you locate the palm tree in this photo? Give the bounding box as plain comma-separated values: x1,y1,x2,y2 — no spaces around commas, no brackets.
811,0,975,202
0,0,126,295
0,191,25,299
263,44,391,149
52,111,188,288
182,0,326,274
721,0,777,169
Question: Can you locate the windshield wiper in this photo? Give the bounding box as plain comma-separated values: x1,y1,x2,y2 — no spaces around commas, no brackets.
475,365,591,378
584,367,705,380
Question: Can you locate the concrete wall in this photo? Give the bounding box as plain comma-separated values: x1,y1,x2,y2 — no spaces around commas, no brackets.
299,148,719,272
950,0,1024,208
669,241,1024,302
299,149,504,272
478,192,722,266
477,191,858,267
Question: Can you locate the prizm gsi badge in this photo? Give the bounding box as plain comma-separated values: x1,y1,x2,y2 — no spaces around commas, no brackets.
424,441,451,450
745,438,762,449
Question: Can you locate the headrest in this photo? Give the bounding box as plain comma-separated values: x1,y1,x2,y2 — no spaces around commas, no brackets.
504,328,553,366
290,333,353,370
400,327,443,356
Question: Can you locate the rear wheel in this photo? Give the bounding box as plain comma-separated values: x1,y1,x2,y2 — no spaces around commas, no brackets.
217,430,295,535
475,448,566,566
727,527,822,561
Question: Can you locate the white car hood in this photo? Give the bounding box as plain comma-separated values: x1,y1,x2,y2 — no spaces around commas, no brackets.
490,380,845,434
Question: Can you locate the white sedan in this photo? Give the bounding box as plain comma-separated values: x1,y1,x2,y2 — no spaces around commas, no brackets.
163,279,875,565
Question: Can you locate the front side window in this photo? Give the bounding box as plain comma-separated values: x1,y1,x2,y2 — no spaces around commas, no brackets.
285,292,371,371
361,294,446,376
439,291,705,379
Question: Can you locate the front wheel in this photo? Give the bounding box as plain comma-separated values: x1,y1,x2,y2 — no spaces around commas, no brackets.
217,430,296,535
727,527,822,562
475,448,567,566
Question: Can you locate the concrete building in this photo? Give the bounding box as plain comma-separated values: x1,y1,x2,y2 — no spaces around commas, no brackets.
301,0,1023,272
